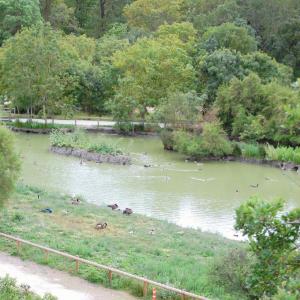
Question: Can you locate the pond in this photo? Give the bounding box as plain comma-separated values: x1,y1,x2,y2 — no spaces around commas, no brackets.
15,132,300,239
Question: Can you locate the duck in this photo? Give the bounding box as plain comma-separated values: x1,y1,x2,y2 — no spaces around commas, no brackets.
108,203,118,210
250,184,259,188
71,198,81,205
123,208,133,215
95,222,107,230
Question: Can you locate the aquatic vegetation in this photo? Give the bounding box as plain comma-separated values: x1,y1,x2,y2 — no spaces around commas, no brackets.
11,120,73,130
50,130,123,155
265,145,300,164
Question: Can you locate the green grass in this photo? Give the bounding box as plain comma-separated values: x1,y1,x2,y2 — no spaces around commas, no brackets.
238,143,266,159
0,185,246,300
50,130,123,155
265,145,300,164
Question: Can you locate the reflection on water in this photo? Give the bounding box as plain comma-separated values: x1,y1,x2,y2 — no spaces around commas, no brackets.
15,132,300,239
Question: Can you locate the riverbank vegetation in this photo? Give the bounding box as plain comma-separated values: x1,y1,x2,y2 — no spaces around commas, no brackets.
0,126,20,205
0,185,299,300
0,276,56,300
9,120,74,130
162,124,300,166
0,184,245,300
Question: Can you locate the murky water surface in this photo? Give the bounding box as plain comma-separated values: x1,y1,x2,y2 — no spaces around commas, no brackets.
15,133,300,239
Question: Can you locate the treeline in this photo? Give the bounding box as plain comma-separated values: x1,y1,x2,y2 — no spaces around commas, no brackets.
0,0,299,148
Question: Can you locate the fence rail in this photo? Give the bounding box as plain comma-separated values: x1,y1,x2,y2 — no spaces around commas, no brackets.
0,232,207,300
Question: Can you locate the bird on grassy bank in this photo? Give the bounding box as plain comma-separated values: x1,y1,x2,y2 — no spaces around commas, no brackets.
123,208,133,215
108,203,118,210
95,222,107,230
71,198,81,205
41,208,53,214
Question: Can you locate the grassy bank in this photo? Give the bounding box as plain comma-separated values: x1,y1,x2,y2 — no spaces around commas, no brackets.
0,185,245,300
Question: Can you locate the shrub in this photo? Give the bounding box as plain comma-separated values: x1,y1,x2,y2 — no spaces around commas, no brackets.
0,275,56,299
235,197,300,298
160,129,175,150
173,122,233,159
210,248,252,295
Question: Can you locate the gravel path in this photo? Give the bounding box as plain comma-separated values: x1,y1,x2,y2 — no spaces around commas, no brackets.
0,252,137,300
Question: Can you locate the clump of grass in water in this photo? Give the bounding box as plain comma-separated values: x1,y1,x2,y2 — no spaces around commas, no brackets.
11,120,73,130
50,129,123,155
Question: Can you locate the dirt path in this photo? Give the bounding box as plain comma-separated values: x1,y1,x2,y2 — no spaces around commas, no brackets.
0,252,138,300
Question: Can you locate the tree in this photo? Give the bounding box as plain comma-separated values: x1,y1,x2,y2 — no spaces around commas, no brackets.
153,91,202,129
0,126,20,205
200,22,257,54
242,51,293,85
235,196,300,298
0,24,76,119
123,0,184,32
183,0,240,33
0,0,42,45
198,49,245,106
216,73,300,145
112,31,196,119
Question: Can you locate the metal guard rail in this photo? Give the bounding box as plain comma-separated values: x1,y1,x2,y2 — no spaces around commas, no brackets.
0,232,207,300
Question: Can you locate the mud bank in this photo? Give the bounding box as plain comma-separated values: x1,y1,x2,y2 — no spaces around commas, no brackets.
187,156,300,172
50,146,131,165
9,127,73,134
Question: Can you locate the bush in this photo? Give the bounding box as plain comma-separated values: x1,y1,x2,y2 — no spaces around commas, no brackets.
173,122,233,159
265,145,300,164
210,248,252,295
0,276,56,300
160,129,175,150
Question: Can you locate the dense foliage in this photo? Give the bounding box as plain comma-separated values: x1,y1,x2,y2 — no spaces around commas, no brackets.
235,197,300,298
0,126,20,204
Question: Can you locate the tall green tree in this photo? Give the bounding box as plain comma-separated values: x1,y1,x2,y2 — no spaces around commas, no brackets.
124,0,184,32
200,22,257,54
0,126,20,205
0,0,42,45
0,24,76,119
112,27,196,120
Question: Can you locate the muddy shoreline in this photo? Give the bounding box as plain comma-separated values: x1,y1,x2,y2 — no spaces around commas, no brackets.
186,155,300,172
50,146,131,165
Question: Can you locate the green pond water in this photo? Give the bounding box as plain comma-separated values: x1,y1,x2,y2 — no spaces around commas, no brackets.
15,132,300,239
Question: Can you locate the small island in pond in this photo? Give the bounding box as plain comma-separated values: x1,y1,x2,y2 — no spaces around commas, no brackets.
50,130,131,165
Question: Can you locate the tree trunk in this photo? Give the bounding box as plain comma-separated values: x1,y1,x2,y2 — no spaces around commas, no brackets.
41,0,53,21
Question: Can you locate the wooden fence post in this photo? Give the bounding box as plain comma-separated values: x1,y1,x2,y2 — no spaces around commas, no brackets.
16,240,21,253
44,249,48,262
75,259,79,273
143,281,148,298
108,270,113,286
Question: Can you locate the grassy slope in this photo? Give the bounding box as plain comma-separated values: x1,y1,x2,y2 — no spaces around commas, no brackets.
0,185,245,300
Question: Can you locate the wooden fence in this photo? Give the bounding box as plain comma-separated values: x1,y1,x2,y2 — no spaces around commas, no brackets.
0,232,208,300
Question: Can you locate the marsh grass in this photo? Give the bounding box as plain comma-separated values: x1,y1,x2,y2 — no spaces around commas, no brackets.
11,120,74,130
0,185,245,300
50,130,123,155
